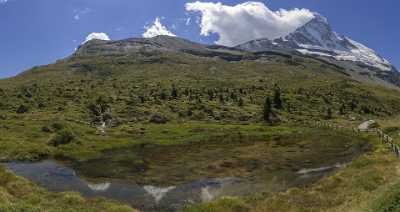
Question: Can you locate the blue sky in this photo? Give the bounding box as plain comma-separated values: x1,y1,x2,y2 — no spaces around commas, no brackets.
0,0,399,78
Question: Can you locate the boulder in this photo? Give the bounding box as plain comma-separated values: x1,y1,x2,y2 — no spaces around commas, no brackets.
358,120,378,131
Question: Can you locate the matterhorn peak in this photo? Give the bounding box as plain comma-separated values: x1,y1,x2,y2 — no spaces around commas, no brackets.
236,12,395,72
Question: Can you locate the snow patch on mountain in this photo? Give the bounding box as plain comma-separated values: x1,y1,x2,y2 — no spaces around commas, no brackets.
296,49,332,57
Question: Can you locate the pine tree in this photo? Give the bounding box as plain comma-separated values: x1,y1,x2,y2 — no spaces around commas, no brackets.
273,88,283,109
139,96,145,104
238,98,244,107
325,107,333,119
263,97,272,122
207,89,214,101
160,91,167,101
339,103,346,115
349,99,357,111
171,86,178,99
219,94,225,104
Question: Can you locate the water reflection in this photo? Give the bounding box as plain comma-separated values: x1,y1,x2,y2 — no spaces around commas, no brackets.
5,161,253,211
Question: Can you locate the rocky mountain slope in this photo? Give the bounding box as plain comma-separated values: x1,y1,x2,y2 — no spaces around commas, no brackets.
73,35,248,62
236,13,399,86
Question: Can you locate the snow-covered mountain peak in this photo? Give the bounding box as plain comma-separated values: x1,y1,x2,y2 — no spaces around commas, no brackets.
236,13,395,72
288,13,393,71
287,13,351,51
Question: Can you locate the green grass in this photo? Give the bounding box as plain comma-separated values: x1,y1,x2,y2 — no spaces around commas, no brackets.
1,52,400,163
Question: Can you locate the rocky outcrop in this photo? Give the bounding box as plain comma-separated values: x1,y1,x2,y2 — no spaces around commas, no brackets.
358,120,378,131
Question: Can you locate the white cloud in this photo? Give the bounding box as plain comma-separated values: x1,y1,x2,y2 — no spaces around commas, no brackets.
185,1,315,46
142,17,176,38
73,8,91,21
83,32,110,44
0,0,9,4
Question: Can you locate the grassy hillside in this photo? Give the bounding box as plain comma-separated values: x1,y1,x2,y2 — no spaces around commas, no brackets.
1,47,400,211
1,51,400,161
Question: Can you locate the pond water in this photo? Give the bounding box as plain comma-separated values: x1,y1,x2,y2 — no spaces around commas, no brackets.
5,161,262,211
4,133,371,211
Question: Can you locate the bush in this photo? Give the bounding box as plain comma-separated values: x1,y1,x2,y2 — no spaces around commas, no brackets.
49,129,75,147
51,122,64,131
41,126,52,133
16,105,29,114
149,114,168,124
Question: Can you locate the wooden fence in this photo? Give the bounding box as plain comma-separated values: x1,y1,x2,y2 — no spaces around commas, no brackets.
374,128,400,157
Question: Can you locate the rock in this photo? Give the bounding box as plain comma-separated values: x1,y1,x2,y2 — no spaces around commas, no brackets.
149,114,168,124
358,120,378,131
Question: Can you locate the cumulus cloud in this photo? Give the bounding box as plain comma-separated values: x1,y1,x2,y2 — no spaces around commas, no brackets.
185,1,315,46
83,32,110,44
142,17,176,38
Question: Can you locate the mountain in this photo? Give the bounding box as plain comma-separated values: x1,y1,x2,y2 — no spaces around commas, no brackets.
74,35,248,61
236,13,397,74
74,34,400,89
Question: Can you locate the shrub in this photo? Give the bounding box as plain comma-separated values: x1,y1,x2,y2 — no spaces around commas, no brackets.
149,114,168,124
16,105,29,114
49,129,75,147
51,122,64,131
41,126,52,133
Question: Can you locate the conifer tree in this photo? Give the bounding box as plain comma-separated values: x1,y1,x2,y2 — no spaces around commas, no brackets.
263,97,272,122
238,98,244,107
273,88,283,109
325,107,333,119
171,86,178,99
